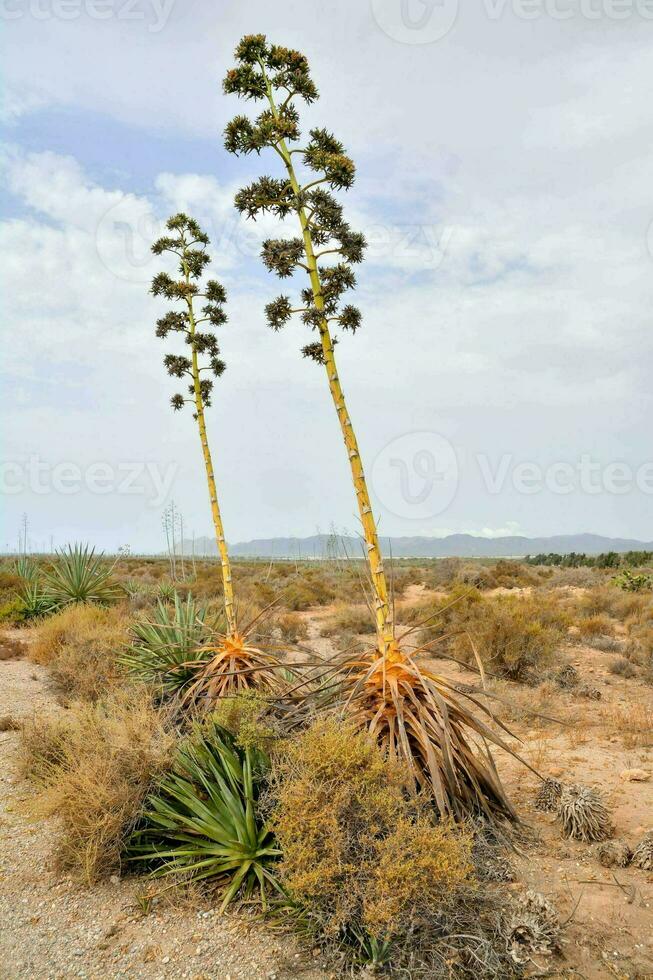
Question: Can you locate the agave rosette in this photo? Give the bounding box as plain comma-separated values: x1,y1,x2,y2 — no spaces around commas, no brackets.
338,638,519,822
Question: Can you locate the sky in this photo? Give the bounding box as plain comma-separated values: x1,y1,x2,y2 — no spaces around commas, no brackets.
1,0,652,553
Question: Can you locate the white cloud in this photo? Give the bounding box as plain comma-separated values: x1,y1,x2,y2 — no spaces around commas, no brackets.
3,2,653,548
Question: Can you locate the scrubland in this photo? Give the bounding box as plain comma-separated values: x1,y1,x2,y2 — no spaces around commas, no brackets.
1,553,652,978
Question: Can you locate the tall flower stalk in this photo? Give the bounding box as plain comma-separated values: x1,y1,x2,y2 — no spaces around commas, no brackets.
150,213,282,703
222,38,519,820
223,36,392,653
151,213,236,634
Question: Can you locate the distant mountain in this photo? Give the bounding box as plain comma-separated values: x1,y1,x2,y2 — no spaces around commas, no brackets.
180,532,653,559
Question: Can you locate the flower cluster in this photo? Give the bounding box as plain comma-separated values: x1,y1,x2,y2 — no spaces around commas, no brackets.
223,37,365,363
151,213,227,412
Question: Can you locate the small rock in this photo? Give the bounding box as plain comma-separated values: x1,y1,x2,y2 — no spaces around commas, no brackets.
620,769,650,782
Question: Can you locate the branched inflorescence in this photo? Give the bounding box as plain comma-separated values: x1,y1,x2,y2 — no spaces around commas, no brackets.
151,213,228,415
222,35,366,363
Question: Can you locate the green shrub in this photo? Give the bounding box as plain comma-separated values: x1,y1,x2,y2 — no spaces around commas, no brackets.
0,596,27,625
613,570,653,593
319,603,375,637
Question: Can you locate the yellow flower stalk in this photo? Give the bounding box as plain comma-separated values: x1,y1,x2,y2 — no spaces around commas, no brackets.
223,37,519,820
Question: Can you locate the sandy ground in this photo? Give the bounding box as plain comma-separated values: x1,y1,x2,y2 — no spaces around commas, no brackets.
0,631,329,980
1,596,653,979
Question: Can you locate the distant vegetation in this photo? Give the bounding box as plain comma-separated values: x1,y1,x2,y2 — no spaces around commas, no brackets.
526,550,653,568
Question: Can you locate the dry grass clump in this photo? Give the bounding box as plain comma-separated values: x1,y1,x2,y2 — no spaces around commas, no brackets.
276,612,308,643
20,690,176,882
270,719,474,955
576,613,615,640
608,657,638,678
558,784,612,842
30,603,131,700
319,603,375,637
602,702,653,747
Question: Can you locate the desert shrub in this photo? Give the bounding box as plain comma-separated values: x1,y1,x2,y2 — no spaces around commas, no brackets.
403,584,483,630
577,613,615,640
608,657,637,678
0,596,27,625
20,690,175,882
270,719,474,961
576,584,646,622
486,560,537,589
448,594,569,682
590,635,625,653
0,570,23,601
30,604,130,700
455,563,497,590
623,621,653,679
276,612,308,643
282,572,337,611
319,603,375,637
129,719,280,911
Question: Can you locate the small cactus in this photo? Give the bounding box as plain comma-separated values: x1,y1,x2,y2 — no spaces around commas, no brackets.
555,664,578,689
577,684,602,701
632,831,653,870
505,891,561,964
558,784,612,842
534,777,563,813
593,839,631,868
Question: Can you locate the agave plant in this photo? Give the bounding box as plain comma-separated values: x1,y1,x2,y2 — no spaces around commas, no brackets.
121,594,217,695
149,213,282,702
128,721,281,911
336,642,518,821
222,35,518,820
13,554,40,583
17,580,56,619
42,544,123,608
155,580,177,603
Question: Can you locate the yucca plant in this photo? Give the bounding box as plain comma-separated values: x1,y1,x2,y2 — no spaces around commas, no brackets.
150,213,282,704
223,36,518,820
121,594,216,695
128,720,281,911
42,543,122,608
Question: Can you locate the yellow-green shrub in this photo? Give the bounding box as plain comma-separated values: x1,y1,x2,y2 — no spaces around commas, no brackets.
271,719,473,947
447,593,569,681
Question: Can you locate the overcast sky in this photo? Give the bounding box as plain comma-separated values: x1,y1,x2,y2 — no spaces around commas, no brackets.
1,0,652,552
